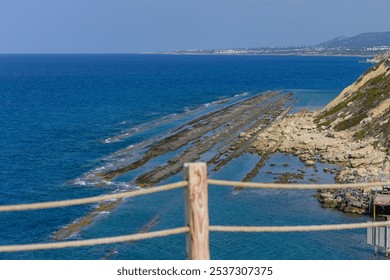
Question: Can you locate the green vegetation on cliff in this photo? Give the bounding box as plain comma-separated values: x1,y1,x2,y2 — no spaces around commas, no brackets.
315,57,390,149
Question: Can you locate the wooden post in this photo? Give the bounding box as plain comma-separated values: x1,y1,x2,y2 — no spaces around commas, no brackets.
184,162,210,260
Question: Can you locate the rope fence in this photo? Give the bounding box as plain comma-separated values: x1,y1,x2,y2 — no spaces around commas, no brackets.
1,180,388,212
0,162,389,258
0,227,189,253
1,222,390,253
210,221,390,233
208,179,390,190
0,181,187,212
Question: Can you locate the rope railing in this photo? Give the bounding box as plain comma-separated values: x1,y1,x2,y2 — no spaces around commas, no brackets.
0,181,187,212
1,180,388,212
1,163,389,258
0,227,189,253
1,222,390,253
208,179,390,189
210,221,390,233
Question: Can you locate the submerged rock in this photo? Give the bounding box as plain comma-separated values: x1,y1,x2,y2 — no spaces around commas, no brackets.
316,188,370,214
305,160,315,166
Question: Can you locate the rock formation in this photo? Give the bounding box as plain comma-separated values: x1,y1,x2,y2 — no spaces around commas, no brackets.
253,53,390,214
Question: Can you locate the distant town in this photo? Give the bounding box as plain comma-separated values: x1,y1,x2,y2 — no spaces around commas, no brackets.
159,31,390,57
161,45,390,57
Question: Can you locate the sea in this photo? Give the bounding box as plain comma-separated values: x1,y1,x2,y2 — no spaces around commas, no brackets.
0,54,381,260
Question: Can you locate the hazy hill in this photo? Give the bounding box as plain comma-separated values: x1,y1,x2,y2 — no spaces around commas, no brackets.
318,32,390,49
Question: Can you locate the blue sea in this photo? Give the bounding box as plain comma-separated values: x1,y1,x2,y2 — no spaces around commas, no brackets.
0,54,380,259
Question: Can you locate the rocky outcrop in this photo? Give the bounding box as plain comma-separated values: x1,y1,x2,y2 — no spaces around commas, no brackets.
253,110,389,214
367,51,390,63
316,188,370,214
253,57,390,214
253,112,389,183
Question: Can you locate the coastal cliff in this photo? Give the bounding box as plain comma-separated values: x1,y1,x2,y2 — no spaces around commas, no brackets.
317,54,390,151
367,51,390,63
253,53,390,214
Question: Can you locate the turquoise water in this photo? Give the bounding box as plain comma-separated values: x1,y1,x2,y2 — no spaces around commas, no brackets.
0,54,378,259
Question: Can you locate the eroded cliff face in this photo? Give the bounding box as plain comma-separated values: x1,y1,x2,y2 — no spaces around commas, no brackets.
316,55,390,151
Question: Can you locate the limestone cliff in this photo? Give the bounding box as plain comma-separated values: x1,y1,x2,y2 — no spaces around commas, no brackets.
315,54,390,151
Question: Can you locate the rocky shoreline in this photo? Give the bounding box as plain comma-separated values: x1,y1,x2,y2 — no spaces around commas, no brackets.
253,111,390,214
55,91,296,240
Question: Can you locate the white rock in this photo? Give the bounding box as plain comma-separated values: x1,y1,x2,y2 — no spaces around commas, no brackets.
305,160,315,166
383,161,390,174
360,117,372,124
357,167,367,177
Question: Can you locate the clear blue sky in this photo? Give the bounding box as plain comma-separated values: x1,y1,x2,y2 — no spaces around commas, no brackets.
1,0,390,53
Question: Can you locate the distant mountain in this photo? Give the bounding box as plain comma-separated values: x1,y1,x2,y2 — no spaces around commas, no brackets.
318,31,390,49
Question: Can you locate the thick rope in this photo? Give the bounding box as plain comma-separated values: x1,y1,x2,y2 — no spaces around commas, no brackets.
210,221,390,233
208,179,390,190
0,227,189,252
3,180,389,212
0,181,187,212
2,221,389,252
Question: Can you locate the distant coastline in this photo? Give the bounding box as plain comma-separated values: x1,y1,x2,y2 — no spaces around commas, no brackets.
151,47,387,58
151,31,390,58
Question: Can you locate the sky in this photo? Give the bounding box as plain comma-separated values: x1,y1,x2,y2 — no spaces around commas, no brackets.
1,0,390,53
